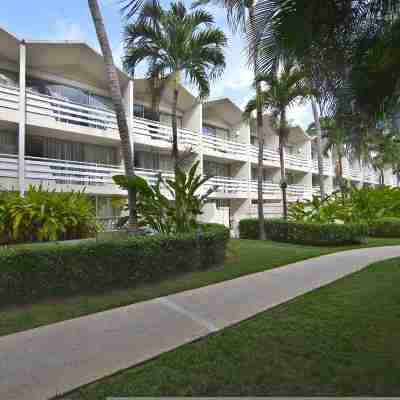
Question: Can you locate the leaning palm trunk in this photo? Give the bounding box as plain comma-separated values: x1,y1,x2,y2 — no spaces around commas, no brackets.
88,0,137,228
279,112,288,219
311,98,326,199
249,5,266,240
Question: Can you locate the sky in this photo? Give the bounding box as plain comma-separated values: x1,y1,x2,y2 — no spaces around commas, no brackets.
1,0,313,129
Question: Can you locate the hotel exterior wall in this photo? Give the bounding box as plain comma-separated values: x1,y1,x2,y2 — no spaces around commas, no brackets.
0,28,397,230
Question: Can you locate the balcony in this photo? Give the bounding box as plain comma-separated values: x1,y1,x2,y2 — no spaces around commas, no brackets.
202,135,248,160
250,145,312,171
132,117,199,151
0,153,124,193
0,84,19,121
250,145,279,166
364,168,380,184
206,176,249,197
312,158,333,175
26,90,119,137
343,164,362,181
250,180,311,199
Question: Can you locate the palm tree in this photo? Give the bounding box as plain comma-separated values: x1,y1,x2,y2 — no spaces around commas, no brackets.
192,0,269,239
248,0,400,198
88,0,137,229
245,63,312,219
371,133,400,185
321,117,350,193
123,1,226,175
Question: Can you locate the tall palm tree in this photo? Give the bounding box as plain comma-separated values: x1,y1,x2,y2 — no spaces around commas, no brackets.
123,1,226,175
192,0,269,239
88,0,137,229
245,63,312,218
248,0,400,198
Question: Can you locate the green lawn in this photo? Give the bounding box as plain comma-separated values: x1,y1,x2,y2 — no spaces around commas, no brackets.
1,237,400,338
65,256,400,398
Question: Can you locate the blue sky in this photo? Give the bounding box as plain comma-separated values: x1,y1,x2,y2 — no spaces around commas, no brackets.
1,0,313,128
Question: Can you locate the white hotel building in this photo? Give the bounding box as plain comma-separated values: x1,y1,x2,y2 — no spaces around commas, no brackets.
0,27,397,234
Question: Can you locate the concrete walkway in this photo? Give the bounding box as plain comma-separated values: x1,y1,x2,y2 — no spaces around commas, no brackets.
1,246,400,400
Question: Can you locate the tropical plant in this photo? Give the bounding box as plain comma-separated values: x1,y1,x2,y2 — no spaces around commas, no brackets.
123,1,226,175
0,186,97,244
88,0,137,229
244,62,312,218
289,186,400,225
113,161,214,234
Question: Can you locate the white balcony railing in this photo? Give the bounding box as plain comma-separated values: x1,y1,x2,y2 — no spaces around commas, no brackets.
343,164,363,181
26,91,119,133
206,176,249,195
285,153,312,170
0,153,123,187
0,154,179,193
202,135,248,159
250,145,280,165
132,117,199,149
251,145,311,170
250,180,311,199
0,84,19,112
312,158,333,175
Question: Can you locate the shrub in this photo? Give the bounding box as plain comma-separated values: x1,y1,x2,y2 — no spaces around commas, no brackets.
0,186,97,244
369,217,400,238
239,218,368,246
0,224,229,306
289,186,400,225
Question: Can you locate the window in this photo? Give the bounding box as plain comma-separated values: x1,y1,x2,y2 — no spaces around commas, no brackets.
26,135,120,165
133,104,183,128
202,124,231,140
26,77,113,111
134,150,173,171
0,131,18,154
251,167,273,182
0,69,18,87
204,161,230,177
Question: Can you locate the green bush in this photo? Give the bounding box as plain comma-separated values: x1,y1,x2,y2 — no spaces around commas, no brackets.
369,217,400,238
0,186,97,244
239,218,368,246
238,218,260,239
0,224,229,306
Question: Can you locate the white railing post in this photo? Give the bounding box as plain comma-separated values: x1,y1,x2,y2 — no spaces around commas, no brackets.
18,40,26,196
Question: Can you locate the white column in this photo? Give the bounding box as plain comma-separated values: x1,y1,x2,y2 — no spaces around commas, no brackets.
18,40,26,195
128,79,134,154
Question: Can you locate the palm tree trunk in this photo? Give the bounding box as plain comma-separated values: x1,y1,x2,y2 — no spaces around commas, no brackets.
338,154,346,202
88,0,137,228
279,112,288,219
256,97,266,238
249,5,266,240
311,98,326,199
360,158,365,188
171,85,179,175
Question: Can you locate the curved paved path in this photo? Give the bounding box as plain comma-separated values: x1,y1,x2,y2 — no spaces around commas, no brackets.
1,246,400,400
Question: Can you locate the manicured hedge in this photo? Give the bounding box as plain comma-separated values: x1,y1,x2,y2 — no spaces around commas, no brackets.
239,218,368,246
369,217,400,238
0,224,229,306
